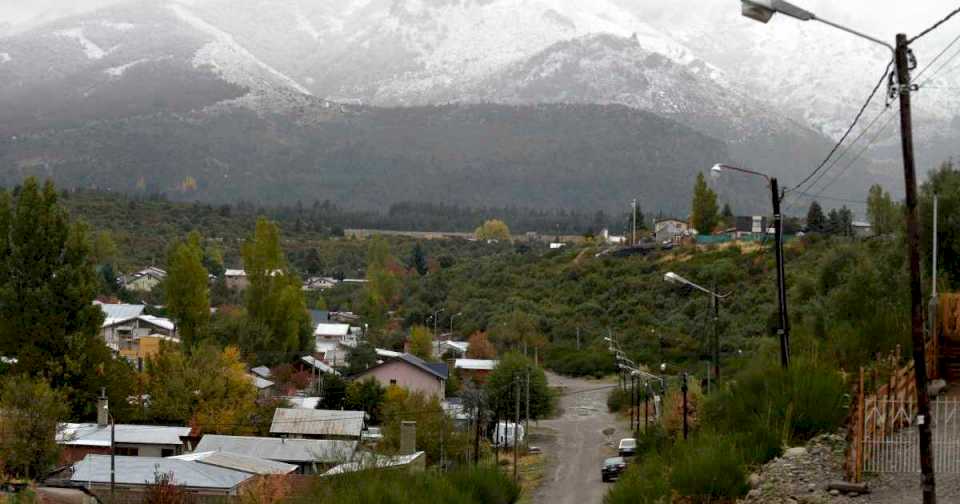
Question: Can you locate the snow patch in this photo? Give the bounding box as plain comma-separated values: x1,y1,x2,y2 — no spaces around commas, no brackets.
168,4,312,96
104,58,159,77
55,28,106,60
0,53,10,64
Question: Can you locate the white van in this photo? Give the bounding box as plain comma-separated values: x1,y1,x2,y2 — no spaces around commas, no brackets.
492,421,525,447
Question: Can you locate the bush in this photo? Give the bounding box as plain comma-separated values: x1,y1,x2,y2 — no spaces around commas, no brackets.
606,387,631,413
603,453,670,504
669,432,749,501
289,465,519,504
545,346,616,378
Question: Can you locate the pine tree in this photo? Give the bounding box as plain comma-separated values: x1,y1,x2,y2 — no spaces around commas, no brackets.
690,173,719,234
867,184,900,235
0,178,133,416
721,203,734,229
806,201,826,233
410,242,428,276
166,231,211,348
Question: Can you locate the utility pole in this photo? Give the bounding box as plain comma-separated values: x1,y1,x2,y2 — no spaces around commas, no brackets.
896,32,936,504
632,198,637,245
644,383,650,432
712,289,721,383
514,378,520,483
771,176,790,369
474,403,481,465
576,327,580,351
110,412,115,503
681,372,689,440
630,374,636,431
525,367,530,449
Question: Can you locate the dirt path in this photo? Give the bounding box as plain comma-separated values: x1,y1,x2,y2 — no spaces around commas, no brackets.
531,373,628,504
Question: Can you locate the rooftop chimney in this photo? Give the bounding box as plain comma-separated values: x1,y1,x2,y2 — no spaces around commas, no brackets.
400,421,417,455
97,388,109,427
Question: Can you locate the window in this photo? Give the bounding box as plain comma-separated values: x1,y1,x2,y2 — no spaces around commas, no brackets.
115,447,138,456
389,379,397,386
161,448,175,457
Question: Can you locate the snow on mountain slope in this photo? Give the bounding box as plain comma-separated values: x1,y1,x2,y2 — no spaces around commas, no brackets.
167,2,312,95
54,27,109,60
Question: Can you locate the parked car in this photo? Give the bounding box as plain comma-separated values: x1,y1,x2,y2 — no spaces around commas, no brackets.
618,438,637,457
601,457,628,482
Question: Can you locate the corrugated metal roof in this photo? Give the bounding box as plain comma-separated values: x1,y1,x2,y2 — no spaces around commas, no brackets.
300,356,338,375
137,315,175,331
314,323,351,337
281,396,321,409
95,302,145,327
58,423,191,447
454,359,498,371
194,435,356,464
375,348,401,358
250,366,272,379
269,408,363,437
246,374,274,390
71,455,251,489
224,269,246,277
322,451,424,476
169,451,297,475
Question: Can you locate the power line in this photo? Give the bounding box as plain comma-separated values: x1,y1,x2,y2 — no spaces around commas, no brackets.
789,191,868,205
788,60,893,195
916,42,960,86
909,6,960,44
800,106,891,199
807,113,898,202
914,31,960,81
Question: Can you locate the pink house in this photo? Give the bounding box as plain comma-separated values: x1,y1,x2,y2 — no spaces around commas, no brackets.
353,354,448,400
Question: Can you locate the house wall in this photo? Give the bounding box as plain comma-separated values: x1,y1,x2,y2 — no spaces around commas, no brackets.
226,276,249,290
356,361,444,399
60,443,183,465
126,276,160,292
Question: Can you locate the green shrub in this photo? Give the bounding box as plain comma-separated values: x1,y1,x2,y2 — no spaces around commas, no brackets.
606,387,631,413
669,432,749,501
290,465,519,504
545,346,616,378
603,453,670,504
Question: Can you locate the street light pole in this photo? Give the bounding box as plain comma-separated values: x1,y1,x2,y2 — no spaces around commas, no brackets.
665,272,728,383
712,164,790,369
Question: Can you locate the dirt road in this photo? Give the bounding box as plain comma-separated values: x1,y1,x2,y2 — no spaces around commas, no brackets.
531,372,628,504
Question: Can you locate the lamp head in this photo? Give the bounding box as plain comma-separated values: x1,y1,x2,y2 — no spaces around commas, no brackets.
742,0,815,23
710,164,725,180
660,363,667,372
664,272,683,285
741,0,775,23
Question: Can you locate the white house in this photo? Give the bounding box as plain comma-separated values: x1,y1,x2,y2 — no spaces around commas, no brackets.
655,219,690,243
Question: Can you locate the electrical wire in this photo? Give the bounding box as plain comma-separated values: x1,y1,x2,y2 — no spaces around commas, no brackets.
807,113,898,202
786,60,893,195
914,30,960,81
789,191,868,206
909,6,960,44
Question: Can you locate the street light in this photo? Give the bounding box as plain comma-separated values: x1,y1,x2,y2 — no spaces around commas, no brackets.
711,163,790,369
740,0,893,51
740,4,935,502
664,272,728,382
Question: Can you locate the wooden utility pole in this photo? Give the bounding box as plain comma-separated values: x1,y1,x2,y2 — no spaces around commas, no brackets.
474,403,481,465
681,373,689,440
514,378,520,483
895,32,936,504
771,176,790,369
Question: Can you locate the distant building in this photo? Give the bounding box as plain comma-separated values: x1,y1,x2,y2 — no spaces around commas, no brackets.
454,359,498,384
303,277,339,291
58,423,192,464
119,267,167,292
734,215,770,238
852,221,873,238
95,302,177,356
353,353,448,400
655,219,690,243
224,269,248,290
247,373,276,401
69,455,257,498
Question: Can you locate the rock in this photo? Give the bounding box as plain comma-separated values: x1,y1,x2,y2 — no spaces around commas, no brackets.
830,489,841,497
783,447,808,459
749,473,762,488
807,484,816,493
849,493,859,498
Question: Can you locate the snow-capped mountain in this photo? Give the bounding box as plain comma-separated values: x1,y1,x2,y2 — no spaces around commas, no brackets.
0,0,934,209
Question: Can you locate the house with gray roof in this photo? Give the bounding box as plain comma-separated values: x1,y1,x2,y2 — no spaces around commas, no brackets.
57,422,192,464
70,455,254,497
193,435,357,474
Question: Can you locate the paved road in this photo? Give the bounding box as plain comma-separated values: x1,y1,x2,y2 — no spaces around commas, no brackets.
532,373,627,504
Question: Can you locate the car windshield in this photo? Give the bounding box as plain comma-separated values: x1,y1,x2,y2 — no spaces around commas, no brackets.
604,457,625,466
620,439,636,448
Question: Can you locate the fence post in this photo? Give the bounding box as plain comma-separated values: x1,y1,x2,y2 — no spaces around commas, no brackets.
857,367,865,482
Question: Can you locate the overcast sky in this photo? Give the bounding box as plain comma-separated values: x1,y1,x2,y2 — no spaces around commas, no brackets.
1,0,957,45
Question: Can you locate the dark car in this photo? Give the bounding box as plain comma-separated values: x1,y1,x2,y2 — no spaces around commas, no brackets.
601,457,628,482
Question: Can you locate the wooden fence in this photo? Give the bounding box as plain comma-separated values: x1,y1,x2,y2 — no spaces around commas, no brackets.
846,340,939,481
